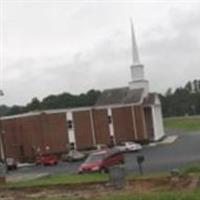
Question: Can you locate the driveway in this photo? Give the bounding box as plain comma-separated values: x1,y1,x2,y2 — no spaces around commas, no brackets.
7,129,200,180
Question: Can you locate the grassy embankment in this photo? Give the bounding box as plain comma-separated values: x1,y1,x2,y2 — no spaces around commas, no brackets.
164,115,200,130
33,169,200,200
3,164,200,200
4,173,108,188
35,191,200,200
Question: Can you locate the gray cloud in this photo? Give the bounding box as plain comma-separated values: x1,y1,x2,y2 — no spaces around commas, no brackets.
141,7,200,92
1,3,200,105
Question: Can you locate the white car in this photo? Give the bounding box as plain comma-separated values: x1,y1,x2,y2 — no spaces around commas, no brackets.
61,150,86,162
116,141,142,152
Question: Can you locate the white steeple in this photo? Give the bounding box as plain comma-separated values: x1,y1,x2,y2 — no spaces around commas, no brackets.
130,18,140,65
129,19,149,97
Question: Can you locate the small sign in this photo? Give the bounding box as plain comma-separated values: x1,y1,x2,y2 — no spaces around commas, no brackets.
136,155,145,175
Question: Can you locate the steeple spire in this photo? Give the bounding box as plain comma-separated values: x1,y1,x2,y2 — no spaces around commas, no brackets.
129,19,149,97
130,18,140,64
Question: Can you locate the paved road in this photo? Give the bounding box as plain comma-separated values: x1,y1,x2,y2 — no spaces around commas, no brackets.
7,129,200,179
125,129,200,174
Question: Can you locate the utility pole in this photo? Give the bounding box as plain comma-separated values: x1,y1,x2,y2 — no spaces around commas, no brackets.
0,90,7,176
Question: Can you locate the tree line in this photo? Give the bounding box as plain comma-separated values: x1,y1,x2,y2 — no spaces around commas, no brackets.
160,80,200,117
0,80,200,117
0,90,101,116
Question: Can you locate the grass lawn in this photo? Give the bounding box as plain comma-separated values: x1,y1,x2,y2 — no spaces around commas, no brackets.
164,116,200,130
4,173,108,188
181,162,200,175
4,171,170,189
34,190,200,200
2,167,200,200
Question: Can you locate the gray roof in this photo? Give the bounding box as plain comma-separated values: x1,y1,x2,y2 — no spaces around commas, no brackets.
143,93,157,105
123,88,144,104
95,87,144,106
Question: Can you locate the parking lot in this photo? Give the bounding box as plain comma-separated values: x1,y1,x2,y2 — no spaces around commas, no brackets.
7,129,200,180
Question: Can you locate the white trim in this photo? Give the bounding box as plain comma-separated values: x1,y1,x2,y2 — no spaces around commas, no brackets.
141,106,148,139
108,108,114,136
89,110,96,146
107,108,116,145
0,102,145,121
131,106,138,140
151,105,165,141
66,112,76,147
0,134,5,160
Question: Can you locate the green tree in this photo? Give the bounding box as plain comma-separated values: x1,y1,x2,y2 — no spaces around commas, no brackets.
26,97,41,111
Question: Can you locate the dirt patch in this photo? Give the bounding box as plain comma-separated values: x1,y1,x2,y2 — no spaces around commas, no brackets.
0,175,199,200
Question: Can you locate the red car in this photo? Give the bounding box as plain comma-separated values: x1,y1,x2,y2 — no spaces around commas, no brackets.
78,148,124,173
36,154,58,166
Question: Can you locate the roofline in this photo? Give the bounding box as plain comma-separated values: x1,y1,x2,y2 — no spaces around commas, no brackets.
0,92,159,121
0,101,143,120
101,86,128,92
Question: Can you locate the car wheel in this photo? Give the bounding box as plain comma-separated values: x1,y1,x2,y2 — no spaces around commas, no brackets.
100,167,109,173
120,159,125,164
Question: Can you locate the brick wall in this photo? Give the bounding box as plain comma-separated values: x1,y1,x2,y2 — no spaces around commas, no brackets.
0,104,151,160
144,107,154,140
73,110,94,150
134,106,147,140
40,113,68,155
0,112,68,161
112,106,136,143
92,109,110,145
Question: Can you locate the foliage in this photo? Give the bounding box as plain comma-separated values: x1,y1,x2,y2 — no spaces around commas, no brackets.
6,105,26,115
161,79,200,117
181,162,200,174
1,79,200,117
0,89,101,116
0,105,10,116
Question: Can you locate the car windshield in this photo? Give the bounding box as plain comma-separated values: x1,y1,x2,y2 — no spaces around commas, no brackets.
6,158,14,163
126,142,134,145
85,153,105,162
121,141,134,145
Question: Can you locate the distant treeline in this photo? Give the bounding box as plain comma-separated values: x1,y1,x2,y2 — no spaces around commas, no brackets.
160,80,200,117
0,80,200,117
0,90,101,116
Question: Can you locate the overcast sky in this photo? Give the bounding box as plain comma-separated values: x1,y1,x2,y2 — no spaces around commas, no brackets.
0,0,200,106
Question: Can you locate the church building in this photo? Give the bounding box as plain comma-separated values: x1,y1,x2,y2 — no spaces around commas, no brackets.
0,22,165,161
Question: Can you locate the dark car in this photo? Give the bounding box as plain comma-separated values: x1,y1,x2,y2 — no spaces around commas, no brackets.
6,158,17,170
36,154,58,166
78,148,124,173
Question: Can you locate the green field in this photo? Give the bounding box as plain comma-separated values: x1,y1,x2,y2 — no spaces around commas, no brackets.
164,116,200,130
34,190,200,200
4,173,108,188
